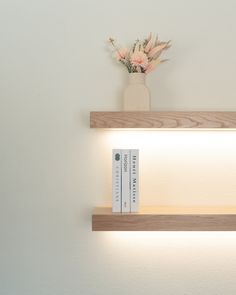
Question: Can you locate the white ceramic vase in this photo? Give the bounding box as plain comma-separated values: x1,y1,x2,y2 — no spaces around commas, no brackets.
123,73,150,111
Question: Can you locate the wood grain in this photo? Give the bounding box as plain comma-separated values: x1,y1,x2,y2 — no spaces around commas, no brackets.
90,111,236,128
92,207,236,231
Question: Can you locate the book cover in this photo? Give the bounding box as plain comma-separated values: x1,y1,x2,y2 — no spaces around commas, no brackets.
112,149,122,212
130,149,139,212
121,149,131,212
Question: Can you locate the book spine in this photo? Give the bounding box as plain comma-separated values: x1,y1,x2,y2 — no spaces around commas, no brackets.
121,149,131,212
112,149,122,212
130,149,139,212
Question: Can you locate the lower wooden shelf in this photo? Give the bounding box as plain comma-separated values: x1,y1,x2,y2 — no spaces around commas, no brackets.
92,207,236,231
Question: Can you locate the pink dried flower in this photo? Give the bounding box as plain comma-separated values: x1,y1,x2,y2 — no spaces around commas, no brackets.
115,48,128,60
130,51,148,68
108,33,171,74
144,33,155,53
148,44,167,58
145,59,161,73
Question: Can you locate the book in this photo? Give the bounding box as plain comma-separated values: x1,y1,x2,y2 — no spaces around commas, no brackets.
130,149,139,212
112,149,122,212
121,149,131,212
112,149,139,213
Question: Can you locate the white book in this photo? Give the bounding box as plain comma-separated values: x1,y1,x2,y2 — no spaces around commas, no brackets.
112,149,122,212
130,149,139,212
121,149,131,212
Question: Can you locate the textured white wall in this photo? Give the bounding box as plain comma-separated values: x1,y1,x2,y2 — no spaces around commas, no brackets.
1,0,236,294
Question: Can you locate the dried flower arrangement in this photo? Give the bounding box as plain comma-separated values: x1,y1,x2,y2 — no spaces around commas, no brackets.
108,33,171,74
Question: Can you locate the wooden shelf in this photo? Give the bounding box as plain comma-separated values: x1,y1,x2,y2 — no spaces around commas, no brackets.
92,207,236,231
90,111,236,129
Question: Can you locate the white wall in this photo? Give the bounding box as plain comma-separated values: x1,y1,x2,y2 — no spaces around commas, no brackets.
1,0,236,294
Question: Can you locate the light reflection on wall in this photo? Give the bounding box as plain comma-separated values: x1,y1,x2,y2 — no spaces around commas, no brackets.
101,130,236,206
101,231,236,265
95,231,236,276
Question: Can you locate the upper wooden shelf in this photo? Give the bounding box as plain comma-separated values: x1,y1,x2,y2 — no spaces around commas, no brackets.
90,111,236,129
92,207,236,231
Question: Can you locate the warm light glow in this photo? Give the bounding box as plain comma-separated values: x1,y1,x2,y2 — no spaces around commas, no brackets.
101,130,236,206
107,231,236,242
104,129,236,149
104,231,236,249
102,231,236,257
92,231,236,277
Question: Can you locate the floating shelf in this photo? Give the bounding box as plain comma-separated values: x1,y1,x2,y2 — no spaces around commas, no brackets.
92,207,236,231
90,111,236,129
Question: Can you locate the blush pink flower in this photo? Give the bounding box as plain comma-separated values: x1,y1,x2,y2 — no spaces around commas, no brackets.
115,48,128,60
130,51,148,68
144,33,155,53
145,59,161,73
